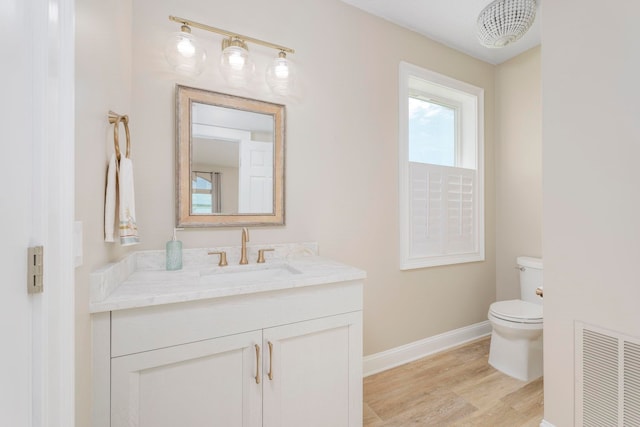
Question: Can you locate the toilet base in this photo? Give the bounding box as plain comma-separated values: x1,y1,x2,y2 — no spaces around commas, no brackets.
488,325,543,382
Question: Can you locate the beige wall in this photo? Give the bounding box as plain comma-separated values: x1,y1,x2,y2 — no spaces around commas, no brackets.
131,0,496,352
75,0,134,424
542,1,640,425
495,47,542,300
75,0,498,424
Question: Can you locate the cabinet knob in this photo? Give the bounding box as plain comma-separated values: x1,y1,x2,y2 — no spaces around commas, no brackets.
535,287,543,298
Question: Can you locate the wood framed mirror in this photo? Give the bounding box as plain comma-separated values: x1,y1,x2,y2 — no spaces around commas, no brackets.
176,85,285,227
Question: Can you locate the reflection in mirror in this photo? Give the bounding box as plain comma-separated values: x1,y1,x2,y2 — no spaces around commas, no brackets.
191,103,274,215
176,86,285,227
191,171,221,213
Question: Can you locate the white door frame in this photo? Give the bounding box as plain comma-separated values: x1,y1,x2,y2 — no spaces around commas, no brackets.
32,0,76,425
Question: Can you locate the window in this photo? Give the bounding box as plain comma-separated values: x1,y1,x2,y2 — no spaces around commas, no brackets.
192,171,222,214
399,62,484,269
409,97,457,167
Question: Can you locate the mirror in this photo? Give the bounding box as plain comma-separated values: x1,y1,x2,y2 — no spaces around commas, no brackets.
176,86,285,227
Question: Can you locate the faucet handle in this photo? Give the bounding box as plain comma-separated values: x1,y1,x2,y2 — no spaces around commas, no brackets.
257,248,275,264
208,251,228,267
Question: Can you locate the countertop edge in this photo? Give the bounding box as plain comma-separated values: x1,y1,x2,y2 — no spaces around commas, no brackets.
89,271,366,313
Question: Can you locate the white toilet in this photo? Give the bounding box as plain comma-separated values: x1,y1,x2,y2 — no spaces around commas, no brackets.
488,256,543,382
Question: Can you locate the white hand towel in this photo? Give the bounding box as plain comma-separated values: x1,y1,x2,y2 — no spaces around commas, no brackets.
104,153,117,242
118,156,140,246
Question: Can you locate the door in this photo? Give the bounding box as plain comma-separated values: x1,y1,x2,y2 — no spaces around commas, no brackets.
238,140,274,213
262,312,363,427
111,331,263,427
1,0,75,425
0,0,37,421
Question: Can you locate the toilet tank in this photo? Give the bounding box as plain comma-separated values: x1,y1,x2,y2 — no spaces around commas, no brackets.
517,256,543,304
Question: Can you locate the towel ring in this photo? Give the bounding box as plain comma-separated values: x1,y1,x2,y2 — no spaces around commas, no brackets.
108,111,131,160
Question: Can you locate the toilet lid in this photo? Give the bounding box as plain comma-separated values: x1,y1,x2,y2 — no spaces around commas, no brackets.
490,300,543,323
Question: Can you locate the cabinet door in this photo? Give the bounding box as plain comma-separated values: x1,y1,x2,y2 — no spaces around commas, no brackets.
262,311,362,427
111,330,262,427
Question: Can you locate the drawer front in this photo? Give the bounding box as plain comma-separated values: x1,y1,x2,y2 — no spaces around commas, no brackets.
111,281,362,357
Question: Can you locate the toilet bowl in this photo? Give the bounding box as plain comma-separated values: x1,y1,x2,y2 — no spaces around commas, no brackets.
488,257,543,382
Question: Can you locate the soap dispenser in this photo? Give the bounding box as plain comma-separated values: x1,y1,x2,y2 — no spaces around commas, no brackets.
166,228,183,271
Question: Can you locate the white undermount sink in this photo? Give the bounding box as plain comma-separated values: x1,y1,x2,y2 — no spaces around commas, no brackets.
199,262,303,281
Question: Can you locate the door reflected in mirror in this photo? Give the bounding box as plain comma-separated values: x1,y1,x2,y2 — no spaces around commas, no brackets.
176,86,285,227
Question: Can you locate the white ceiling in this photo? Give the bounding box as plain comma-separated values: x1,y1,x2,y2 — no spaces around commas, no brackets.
340,0,541,65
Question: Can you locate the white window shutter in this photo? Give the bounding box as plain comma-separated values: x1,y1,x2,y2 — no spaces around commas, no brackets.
409,163,443,257
446,170,475,254
409,162,477,261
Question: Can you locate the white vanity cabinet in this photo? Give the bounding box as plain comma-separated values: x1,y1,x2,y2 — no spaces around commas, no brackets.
92,280,363,427
262,312,361,427
111,330,263,427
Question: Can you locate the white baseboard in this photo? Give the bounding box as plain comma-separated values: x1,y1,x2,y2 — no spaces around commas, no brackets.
540,420,554,427
363,321,492,377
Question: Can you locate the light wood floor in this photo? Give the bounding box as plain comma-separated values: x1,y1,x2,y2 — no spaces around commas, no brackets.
363,337,543,426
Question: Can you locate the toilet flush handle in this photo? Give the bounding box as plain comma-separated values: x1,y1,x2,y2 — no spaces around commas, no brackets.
535,287,543,298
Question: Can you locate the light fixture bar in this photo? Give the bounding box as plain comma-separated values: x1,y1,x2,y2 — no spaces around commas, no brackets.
169,15,295,54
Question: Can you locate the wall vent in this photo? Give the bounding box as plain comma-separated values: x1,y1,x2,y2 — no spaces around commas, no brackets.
576,322,640,427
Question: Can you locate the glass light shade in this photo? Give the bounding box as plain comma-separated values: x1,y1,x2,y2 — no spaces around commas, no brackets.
265,52,295,95
219,43,255,87
164,27,207,77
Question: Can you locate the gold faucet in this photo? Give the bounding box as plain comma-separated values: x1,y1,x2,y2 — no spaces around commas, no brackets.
240,227,249,265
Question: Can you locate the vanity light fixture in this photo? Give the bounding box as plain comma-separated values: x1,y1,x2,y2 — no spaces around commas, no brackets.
265,51,295,96
164,24,207,77
476,0,537,48
219,37,255,87
167,15,295,94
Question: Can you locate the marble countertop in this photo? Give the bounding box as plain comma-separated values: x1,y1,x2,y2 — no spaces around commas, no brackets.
89,243,366,313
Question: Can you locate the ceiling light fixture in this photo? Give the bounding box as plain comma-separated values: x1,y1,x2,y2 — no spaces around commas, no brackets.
476,0,537,48
166,15,295,94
